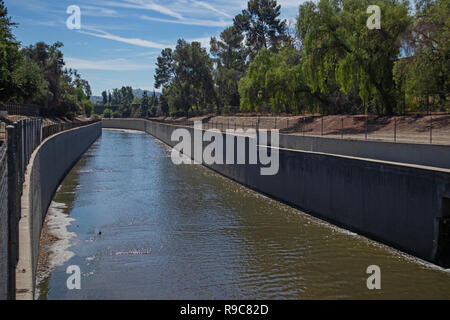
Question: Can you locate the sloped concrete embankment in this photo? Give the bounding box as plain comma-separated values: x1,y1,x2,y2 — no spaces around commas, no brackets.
16,122,102,299
102,119,450,268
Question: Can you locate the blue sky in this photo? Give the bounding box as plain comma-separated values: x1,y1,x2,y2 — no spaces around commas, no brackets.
6,0,304,96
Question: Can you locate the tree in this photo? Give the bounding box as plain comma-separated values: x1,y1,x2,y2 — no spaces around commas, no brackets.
0,0,22,102
103,108,112,118
102,90,108,105
233,0,288,59
120,86,134,104
140,90,150,117
159,91,169,116
0,0,92,117
210,26,247,108
84,99,93,117
393,0,449,112
297,0,411,115
154,48,174,89
12,56,49,103
155,39,217,115
239,47,327,114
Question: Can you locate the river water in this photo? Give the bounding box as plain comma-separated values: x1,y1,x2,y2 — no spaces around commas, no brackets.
37,129,450,299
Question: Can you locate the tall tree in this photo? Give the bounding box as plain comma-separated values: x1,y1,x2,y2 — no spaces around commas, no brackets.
239,47,327,114
141,90,150,117
154,48,174,89
0,0,22,102
394,0,449,111
155,39,217,115
102,90,108,105
233,0,288,58
297,0,411,114
210,26,247,108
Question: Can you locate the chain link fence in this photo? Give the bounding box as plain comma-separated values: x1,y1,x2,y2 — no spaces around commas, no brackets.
152,114,449,145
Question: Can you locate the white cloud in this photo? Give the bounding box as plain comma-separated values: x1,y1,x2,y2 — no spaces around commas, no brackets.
81,5,119,17
191,1,232,18
65,57,154,71
100,0,184,19
78,27,173,49
140,15,231,27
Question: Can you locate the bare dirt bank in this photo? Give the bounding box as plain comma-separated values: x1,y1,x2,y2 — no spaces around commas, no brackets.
150,114,450,145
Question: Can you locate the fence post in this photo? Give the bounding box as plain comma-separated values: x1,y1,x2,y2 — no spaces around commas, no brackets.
6,125,16,300
365,115,368,140
303,117,305,136
430,115,433,144
394,117,397,143
321,116,324,136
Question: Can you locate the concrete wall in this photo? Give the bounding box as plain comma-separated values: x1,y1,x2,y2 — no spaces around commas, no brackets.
16,122,101,299
102,119,450,169
279,134,450,170
103,119,450,268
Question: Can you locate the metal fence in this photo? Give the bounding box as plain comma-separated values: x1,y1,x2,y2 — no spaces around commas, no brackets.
0,143,9,300
0,104,40,117
163,114,449,146
0,118,100,299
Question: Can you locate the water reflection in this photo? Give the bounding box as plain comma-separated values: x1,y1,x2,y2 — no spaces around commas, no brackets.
38,129,450,300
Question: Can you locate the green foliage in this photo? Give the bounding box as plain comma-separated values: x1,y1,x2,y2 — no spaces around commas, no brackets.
103,108,112,118
102,90,108,105
140,90,150,117
112,110,122,118
155,39,217,116
96,0,448,116
154,48,174,89
210,26,247,108
159,92,169,116
393,0,449,112
239,47,327,114
234,0,288,58
0,1,93,117
83,99,94,117
11,56,49,103
297,0,411,114
0,0,22,101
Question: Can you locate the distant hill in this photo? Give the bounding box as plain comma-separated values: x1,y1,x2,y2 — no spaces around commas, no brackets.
90,89,161,104
90,96,103,105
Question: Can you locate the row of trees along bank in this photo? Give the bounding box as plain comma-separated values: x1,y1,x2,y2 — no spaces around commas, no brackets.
100,87,161,118
0,0,93,118
146,0,447,117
